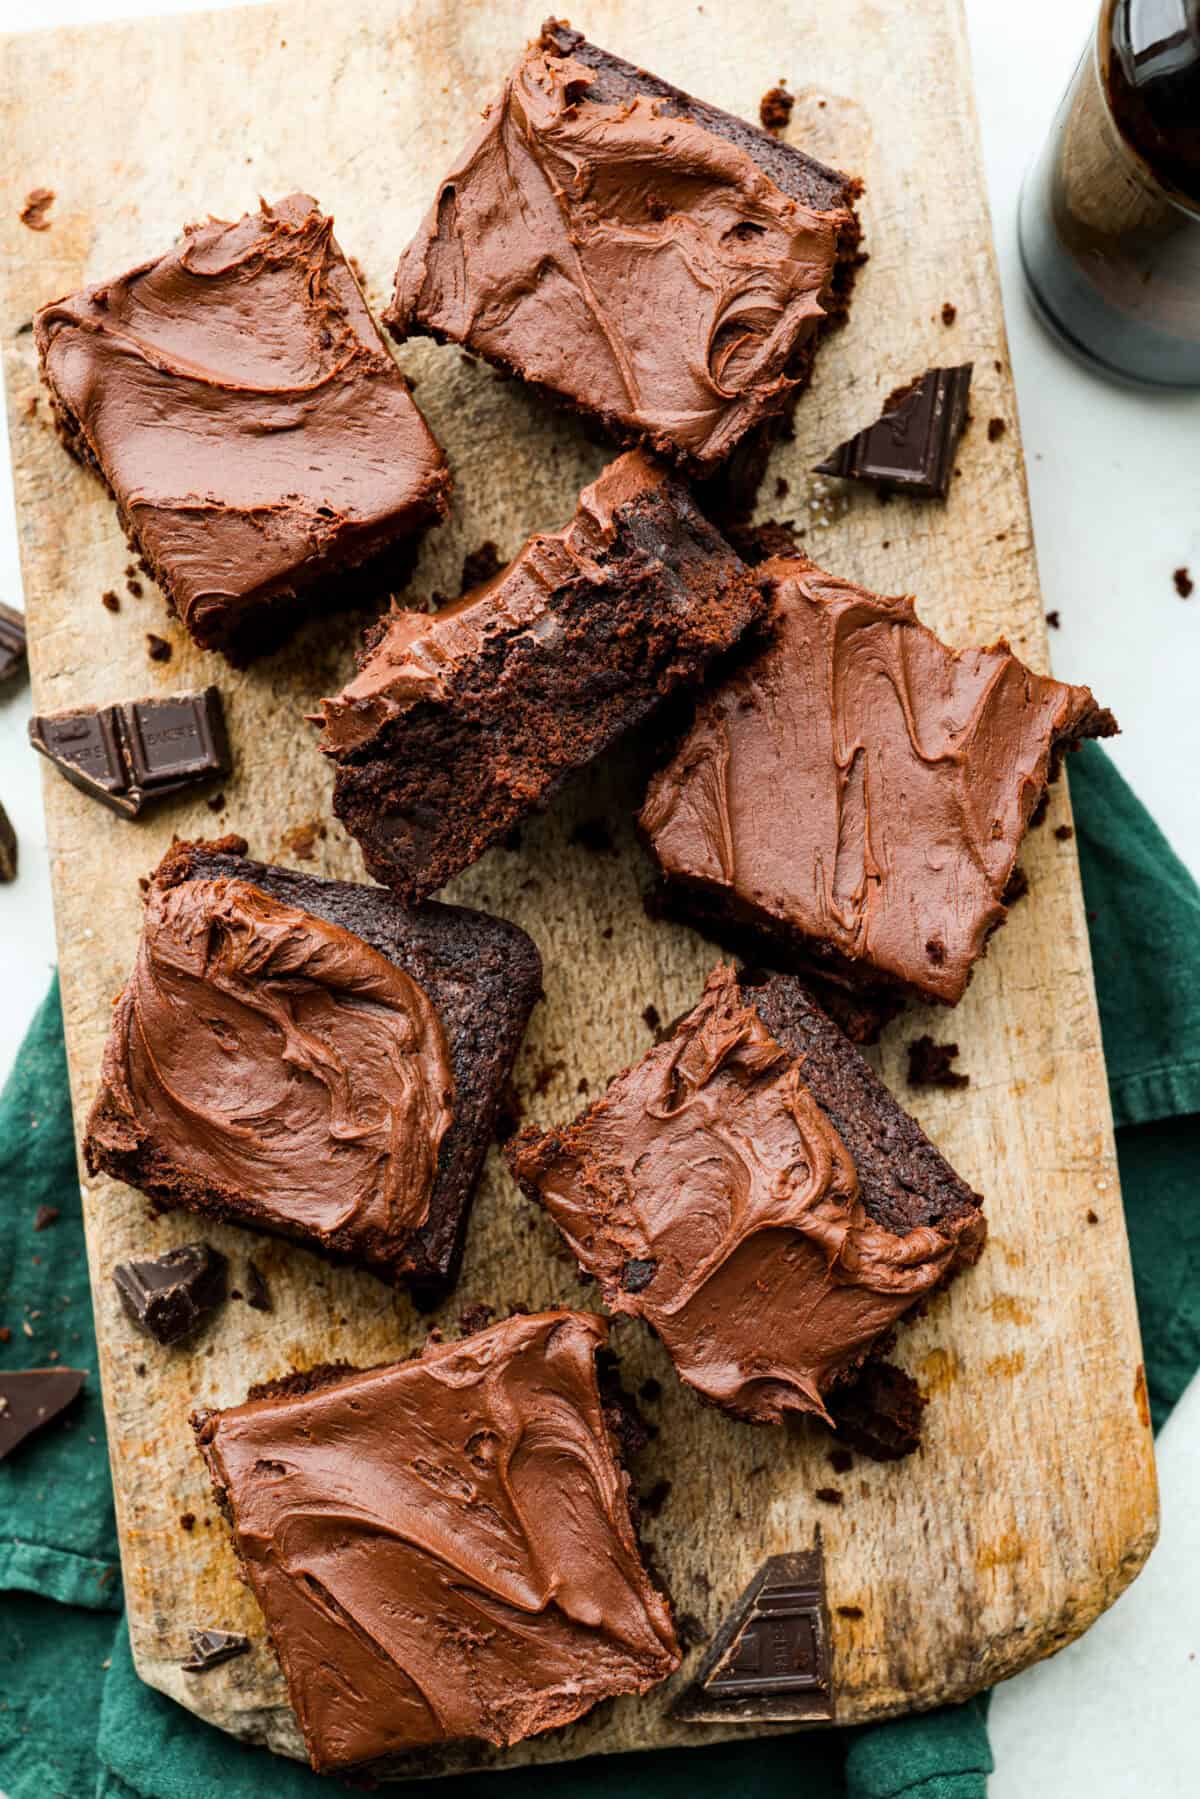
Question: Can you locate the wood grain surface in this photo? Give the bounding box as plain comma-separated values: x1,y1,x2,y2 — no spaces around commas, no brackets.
0,0,1159,1776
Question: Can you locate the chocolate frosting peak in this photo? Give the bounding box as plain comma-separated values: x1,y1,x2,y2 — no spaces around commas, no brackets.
642,555,1116,1004
316,449,668,757
514,967,965,1425
91,876,452,1246
35,195,448,642
388,45,845,470
196,1311,678,1770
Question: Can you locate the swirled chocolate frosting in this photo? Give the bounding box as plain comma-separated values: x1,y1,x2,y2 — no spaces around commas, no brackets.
35,194,449,655
194,1311,679,1771
511,967,970,1426
641,555,1117,1005
387,34,852,472
86,876,453,1254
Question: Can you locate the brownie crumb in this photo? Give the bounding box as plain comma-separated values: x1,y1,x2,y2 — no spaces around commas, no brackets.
576,1076,590,1096
642,1003,663,1038
1055,824,1074,842
1086,1208,1099,1224
759,84,795,133
641,1478,672,1517
814,1486,844,1505
987,417,1006,442
179,1511,196,1532
146,633,172,663
941,301,957,325
1173,566,1194,599
461,540,503,592
829,1447,854,1473
245,1262,272,1312
1002,865,1030,907
906,1035,969,1091
457,1303,495,1338
33,1205,60,1232
774,476,790,498
19,187,55,231
1046,610,1061,629
638,1377,662,1403
205,792,226,814
127,579,144,598
837,1604,865,1619
101,590,121,613
531,1060,566,1097
570,817,615,854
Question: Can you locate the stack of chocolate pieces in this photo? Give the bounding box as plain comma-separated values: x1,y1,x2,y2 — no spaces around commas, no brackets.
26,16,1118,1780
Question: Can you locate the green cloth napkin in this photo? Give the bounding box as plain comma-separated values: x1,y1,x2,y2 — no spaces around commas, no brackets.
3,744,1197,1799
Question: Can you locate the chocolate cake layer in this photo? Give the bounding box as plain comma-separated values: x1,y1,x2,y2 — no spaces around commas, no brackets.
83,838,540,1299
386,21,861,494
509,966,984,1427
193,1310,679,1772
35,195,449,662
641,552,1117,1007
318,451,764,903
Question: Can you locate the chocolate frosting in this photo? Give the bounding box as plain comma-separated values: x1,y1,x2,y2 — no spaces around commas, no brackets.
88,876,452,1247
641,556,1116,1004
387,43,847,471
195,1311,679,1770
35,195,449,642
512,968,965,1425
317,449,667,758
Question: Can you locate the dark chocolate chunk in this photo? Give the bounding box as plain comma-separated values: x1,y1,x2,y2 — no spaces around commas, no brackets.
0,1367,86,1460
906,1035,969,1091
816,365,973,500
181,1628,251,1673
0,602,28,686
673,1545,833,1723
244,1261,272,1312
0,801,16,883
29,686,230,818
112,1242,228,1346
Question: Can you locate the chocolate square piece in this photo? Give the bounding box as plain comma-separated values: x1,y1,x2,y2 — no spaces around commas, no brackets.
816,365,973,500
387,21,861,505
673,1548,832,1724
29,687,230,818
0,1368,86,1460
193,1311,679,1773
641,553,1116,1009
318,451,764,904
35,195,450,662
510,966,984,1428
112,1242,228,1346
84,837,541,1300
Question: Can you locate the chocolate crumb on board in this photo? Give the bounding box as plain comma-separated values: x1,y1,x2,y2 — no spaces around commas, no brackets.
205,792,226,814
33,1205,60,1231
759,84,795,133
941,301,957,325
244,1262,272,1312
639,1377,662,1403
829,1447,854,1473
460,540,504,591
642,1478,672,1517
1046,610,1061,629
814,1487,843,1505
987,417,1006,442
457,1302,495,1338
531,1060,566,1097
1087,1208,1099,1224
774,476,790,498
19,187,55,231
1174,566,1194,599
906,1036,969,1091
179,1511,196,1531
837,1604,865,1619
1002,865,1030,906
570,817,616,854
642,1002,662,1037
101,590,121,613
1055,824,1075,842
0,803,16,884
181,1628,250,1674
127,578,144,598
146,633,172,662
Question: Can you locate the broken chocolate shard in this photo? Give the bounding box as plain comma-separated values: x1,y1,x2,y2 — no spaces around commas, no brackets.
0,801,16,882
29,686,230,818
0,1367,86,1460
181,1627,251,1674
0,601,28,686
673,1545,832,1723
816,365,973,500
113,1242,228,1346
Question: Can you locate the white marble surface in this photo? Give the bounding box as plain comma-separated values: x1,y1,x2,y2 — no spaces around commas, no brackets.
0,1,1196,1792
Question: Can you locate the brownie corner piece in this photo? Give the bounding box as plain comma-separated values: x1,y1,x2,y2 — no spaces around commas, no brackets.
83,838,539,1300
640,550,1116,1008
509,964,983,1431
193,1310,679,1771
35,193,450,663
317,450,764,903
387,22,861,490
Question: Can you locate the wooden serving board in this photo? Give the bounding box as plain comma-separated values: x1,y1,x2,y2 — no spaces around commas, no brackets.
1,0,1159,1775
